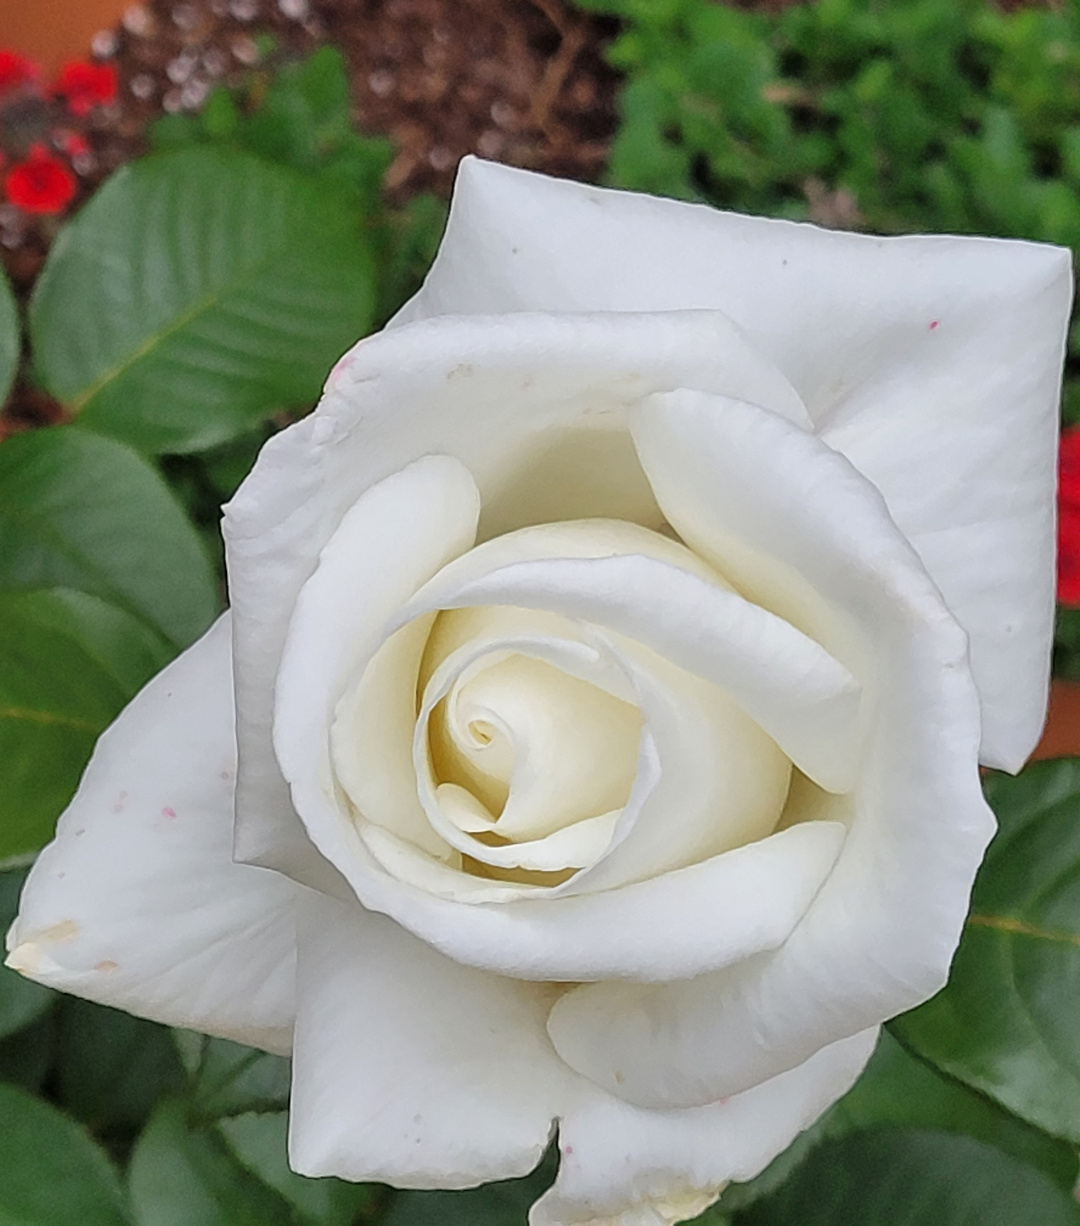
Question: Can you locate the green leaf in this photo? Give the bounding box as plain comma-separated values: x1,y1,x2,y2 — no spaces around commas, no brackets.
55,999,187,1131
0,427,217,647
239,47,389,191
893,758,1080,1143
31,146,377,455
129,1101,302,1226
711,1126,823,1215
735,1128,1080,1225
218,1112,378,1226
0,868,52,1041
825,1030,1079,1190
0,1082,132,1226
0,588,174,856
0,1008,56,1093
177,1034,291,1119
0,266,18,408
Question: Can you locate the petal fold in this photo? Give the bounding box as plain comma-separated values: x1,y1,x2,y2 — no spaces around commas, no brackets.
548,391,993,1109
533,1028,878,1226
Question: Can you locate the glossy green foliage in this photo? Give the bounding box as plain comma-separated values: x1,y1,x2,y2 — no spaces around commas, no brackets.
30,146,377,454
894,759,1080,1143
0,428,216,648
0,589,173,856
736,1128,1080,1226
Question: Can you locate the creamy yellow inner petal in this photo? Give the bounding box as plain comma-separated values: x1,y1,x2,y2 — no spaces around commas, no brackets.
429,650,643,842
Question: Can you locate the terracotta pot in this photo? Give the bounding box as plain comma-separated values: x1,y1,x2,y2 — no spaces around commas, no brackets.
0,0,125,76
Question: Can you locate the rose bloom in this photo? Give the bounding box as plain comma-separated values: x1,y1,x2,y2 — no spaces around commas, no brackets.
1058,426,1080,605
8,161,1071,1225
3,144,77,215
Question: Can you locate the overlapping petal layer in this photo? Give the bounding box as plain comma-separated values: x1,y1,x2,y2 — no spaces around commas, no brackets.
223,309,809,888
397,157,1071,769
290,889,877,1225
546,389,995,1109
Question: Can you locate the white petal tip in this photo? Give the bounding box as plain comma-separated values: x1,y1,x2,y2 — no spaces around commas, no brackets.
4,942,39,976
530,1183,726,1226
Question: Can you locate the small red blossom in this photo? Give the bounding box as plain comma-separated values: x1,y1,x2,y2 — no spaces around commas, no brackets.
1058,427,1080,605
53,60,117,117
0,50,38,98
3,144,77,214
58,131,91,158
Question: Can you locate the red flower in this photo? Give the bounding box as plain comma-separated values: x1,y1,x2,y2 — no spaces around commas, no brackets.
3,144,77,214
1058,427,1080,605
53,60,117,117
58,132,91,158
0,50,38,97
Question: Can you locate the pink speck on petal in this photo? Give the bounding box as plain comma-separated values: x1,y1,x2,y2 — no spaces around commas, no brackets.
929,319,939,331
162,807,177,819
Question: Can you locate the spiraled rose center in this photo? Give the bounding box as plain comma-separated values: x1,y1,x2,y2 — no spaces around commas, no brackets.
328,520,800,901
428,649,643,841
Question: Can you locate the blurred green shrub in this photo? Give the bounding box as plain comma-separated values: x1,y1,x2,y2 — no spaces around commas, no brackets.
581,0,1080,669
581,0,1080,245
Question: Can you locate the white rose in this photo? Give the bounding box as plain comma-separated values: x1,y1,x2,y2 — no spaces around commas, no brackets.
8,159,1071,1226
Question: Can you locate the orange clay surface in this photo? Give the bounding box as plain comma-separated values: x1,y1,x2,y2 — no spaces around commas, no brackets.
0,0,124,76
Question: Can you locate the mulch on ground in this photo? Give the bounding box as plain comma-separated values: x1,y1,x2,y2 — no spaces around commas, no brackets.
0,0,621,434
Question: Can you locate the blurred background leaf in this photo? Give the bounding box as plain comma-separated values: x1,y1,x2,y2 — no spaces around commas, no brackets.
893,758,1080,1144
0,589,172,856
0,1082,132,1226
0,267,18,410
0,868,52,1039
218,1112,379,1226
30,146,377,455
733,1128,1080,1225
0,428,217,648
128,1100,305,1226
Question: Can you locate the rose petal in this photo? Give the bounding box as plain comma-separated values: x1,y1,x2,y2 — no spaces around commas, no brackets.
566,629,790,892
289,891,564,1188
303,807,844,982
533,1028,878,1226
7,616,298,1054
400,156,1070,770
547,391,993,1108
273,455,481,883
224,310,807,881
289,887,876,1225
421,643,642,843
398,548,860,793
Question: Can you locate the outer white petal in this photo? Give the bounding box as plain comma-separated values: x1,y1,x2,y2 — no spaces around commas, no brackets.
6,616,298,1054
289,889,876,1226
547,391,994,1109
288,891,564,1188
399,156,1071,768
223,310,806,883
273,454,479,867
532,1028,878,1226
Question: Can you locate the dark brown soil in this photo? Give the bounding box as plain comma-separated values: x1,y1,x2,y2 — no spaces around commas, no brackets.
0,0,621,435
5,0,619,286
